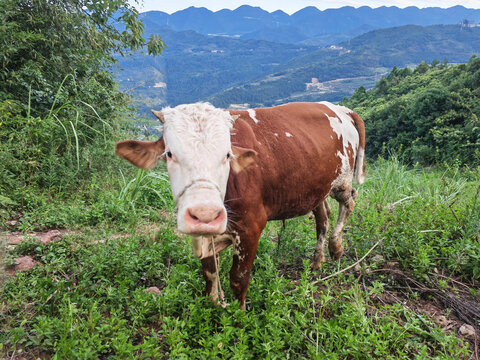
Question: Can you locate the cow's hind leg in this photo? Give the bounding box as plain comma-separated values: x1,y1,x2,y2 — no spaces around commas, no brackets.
329,186,357,260
311,201,331,269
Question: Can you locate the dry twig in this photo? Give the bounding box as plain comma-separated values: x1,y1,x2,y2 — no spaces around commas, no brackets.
285,239,382,295
285,313,317,347
313,239,382,284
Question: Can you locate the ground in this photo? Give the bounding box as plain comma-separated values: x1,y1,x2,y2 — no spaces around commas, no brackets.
1,220,478,359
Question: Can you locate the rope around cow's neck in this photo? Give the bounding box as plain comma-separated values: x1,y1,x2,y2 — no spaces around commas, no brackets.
210,237,226,307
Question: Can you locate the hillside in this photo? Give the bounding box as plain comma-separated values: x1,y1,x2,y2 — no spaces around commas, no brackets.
116,24,480,112
208,24,480,107
114,27,316,113
342,56,480,166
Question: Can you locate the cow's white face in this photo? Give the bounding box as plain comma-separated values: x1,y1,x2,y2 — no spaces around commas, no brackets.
161,103,233,234
115,102,256,236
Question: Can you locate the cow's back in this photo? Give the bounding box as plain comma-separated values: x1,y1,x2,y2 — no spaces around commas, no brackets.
227,102,360,221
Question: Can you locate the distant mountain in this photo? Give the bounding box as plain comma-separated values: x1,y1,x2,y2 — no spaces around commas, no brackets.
207,24,480,107
299,25,378,47
139,5,480,43
240,25,309,43
115,23,480,113
114,27,316,112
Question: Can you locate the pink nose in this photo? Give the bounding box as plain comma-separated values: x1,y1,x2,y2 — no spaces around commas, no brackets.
183,205,226,234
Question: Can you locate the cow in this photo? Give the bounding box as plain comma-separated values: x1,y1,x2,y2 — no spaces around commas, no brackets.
115,101,365,309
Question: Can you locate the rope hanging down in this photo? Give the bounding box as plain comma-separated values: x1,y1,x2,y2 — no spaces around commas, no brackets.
211,237,227,307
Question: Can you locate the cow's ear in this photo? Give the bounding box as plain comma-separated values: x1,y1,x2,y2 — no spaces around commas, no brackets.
231,145,257,173
151,110,165,123
115,138,165,169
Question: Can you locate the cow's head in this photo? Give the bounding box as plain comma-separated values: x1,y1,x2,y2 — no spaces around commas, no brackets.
115,103,256,235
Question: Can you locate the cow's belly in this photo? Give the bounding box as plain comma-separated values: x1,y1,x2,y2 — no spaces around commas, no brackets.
264,178,333,221
268,204,320,221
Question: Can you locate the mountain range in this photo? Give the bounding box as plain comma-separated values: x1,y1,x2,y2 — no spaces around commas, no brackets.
115,5,480,113
140,5,480,43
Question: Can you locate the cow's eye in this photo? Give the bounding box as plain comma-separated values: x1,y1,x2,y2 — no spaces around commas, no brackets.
226,152,231,159
166,151,172,158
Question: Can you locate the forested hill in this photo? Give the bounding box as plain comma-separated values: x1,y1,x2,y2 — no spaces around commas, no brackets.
342,24,480,66
115,26,316,112
116,24,480,112
207,24,480,108
341,56,480,166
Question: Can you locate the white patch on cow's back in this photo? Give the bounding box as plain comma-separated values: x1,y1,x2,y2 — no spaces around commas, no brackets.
285,132,293,137
318,101,359,156
274,133,278,137
247,109,259,124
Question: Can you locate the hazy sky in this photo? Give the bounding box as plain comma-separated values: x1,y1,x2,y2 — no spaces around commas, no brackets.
133,1,480,14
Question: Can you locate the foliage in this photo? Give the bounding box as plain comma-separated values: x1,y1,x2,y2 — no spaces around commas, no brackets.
342,56,480,166
1,159,477,358
0,0,166,227
1,2,478,357
0,0,165,116
115,24,480,111
352,157,480,280
115,26,317,112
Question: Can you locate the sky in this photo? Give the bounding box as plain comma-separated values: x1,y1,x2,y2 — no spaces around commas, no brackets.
132,1,480,14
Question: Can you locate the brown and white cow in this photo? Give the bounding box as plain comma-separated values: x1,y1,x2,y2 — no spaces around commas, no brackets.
115,102,365,309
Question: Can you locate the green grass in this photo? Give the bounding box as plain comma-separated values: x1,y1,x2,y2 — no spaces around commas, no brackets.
1,158,478,358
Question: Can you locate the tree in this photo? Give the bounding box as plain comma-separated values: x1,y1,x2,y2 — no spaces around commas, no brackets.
0,0,165,195
414,61,429,74
0,0,165,116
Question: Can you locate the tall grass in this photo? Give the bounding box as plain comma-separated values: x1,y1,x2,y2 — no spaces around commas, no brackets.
0,74,174,231
349,156,480,280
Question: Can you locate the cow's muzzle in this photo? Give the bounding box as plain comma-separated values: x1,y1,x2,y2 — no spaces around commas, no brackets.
182,203,227,235
176,179,227,235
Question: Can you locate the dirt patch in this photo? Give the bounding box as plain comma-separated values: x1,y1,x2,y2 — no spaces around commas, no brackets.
2,229,68,246
1,230,71,282
145,286,162,296
6,255,37,276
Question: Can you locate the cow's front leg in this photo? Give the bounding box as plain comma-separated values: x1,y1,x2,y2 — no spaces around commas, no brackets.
229,220,265,309
201,253,222,303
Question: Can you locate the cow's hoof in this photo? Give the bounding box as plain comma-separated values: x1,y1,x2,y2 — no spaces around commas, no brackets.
329,247,344,261
310,259,324,270
217,300,229,308
311,251,326,270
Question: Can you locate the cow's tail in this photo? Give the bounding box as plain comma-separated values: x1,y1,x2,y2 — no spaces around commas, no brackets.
351,111,366,184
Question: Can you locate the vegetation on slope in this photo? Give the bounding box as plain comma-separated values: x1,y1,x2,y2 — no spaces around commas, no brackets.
207,24,480,108
1,159,479,358
342,56,480,166
115,26,316,111
0,0,165,230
